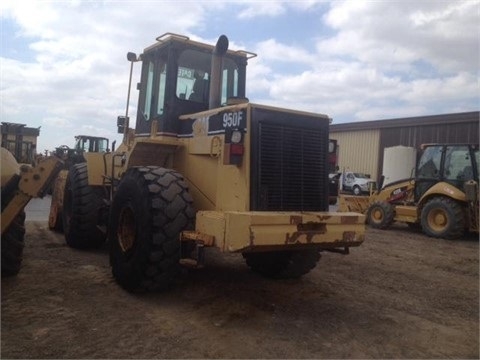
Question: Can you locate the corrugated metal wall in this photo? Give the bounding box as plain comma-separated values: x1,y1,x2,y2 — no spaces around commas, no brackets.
330,112,479,183
330,130,380,179
379,121,479,148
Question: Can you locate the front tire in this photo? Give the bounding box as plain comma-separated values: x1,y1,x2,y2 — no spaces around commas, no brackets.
63,163,105,249
1,211,26,277
109,167,195,292
367,201,395,229
421,197,465,239
242,249,321,279
352,186,361,196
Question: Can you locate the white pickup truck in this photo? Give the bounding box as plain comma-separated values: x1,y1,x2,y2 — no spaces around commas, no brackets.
341,172,377,195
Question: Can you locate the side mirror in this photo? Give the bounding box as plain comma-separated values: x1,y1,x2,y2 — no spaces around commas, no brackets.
127,52,137,62
117,116,128,134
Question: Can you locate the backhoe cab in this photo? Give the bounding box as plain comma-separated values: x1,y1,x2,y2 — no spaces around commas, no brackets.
62,33,365,292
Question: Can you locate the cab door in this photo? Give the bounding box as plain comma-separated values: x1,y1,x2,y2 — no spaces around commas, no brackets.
135,50,168,135
415,145,443,201
415,144,479,201
443,145,478,188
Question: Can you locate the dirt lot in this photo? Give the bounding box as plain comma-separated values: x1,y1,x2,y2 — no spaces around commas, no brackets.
1,201,479,359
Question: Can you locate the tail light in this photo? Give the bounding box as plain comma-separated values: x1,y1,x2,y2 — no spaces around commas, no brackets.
224,129,244,165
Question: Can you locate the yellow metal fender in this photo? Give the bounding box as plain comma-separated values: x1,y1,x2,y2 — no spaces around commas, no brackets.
83,152,112,186
419,181,467,205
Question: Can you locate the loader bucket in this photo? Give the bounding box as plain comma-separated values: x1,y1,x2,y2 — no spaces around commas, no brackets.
338,195,371,214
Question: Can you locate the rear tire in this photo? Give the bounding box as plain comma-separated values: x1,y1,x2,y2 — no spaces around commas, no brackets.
367,201,395,229
48,203,63,232
352,186,361,196
1,211,26,277
421,197,465,239
109,167,195,292
63,163,105,249
243,249,321,279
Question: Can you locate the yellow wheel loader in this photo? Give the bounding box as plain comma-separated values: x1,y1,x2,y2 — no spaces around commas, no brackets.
1,147,62,276
58,33,365,292
339,144,479,239
48,135,110,231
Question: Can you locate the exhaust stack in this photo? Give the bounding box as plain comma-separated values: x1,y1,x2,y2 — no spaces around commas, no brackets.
208,35,229,109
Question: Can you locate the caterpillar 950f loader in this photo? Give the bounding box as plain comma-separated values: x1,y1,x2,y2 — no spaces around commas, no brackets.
59,33,365,292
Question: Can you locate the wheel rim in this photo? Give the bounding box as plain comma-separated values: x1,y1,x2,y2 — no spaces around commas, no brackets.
118,207,136,253
371,208,384,223
427,208,448,232
48,204,58,228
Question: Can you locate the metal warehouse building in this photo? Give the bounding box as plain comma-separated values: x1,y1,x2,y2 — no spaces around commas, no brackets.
1,122,40,164
330,111,479,181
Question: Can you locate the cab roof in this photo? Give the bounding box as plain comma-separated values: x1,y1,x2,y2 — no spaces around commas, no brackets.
143,32,256,60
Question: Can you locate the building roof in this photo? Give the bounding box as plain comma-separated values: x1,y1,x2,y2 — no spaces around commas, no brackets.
1,122,41,137
330,111,479,132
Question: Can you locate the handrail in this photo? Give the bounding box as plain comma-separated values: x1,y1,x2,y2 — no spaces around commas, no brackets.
156,33,190,43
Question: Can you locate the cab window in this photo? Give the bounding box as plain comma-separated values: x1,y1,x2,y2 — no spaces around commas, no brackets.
221,67,238,105
141,54,167,121
156,64,167,116
444,146,472,181
417,146,442,179
474,149,480,179
143,61,154,121
176,49,239,105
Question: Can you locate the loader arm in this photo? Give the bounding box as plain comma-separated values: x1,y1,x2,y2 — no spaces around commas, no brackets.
1,157,63,234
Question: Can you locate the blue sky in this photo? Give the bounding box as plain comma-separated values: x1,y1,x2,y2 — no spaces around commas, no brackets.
1,0,479,153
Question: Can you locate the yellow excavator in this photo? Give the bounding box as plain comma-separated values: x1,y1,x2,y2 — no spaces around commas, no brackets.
339,143,479,239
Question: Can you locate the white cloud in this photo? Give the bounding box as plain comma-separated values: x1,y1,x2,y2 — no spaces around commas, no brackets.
235,0,327,19
0,0,478,153
245,0,479,122
254,39,316,64
320,0,479,73
43,117,72,128
237,1,286,19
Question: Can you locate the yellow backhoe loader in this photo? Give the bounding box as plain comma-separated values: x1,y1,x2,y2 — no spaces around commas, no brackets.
339,143,479,239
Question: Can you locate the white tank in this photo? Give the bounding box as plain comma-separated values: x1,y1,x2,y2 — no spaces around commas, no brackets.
382,146,416,186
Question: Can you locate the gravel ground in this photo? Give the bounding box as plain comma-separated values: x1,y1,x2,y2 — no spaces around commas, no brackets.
1,198,478,359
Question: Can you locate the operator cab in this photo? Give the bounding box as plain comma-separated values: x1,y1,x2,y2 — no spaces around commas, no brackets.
74,135,109,153
415,144,479,200
132,33,255,136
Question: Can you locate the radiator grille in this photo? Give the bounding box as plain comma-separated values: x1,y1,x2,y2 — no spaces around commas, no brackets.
250,109,329,211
